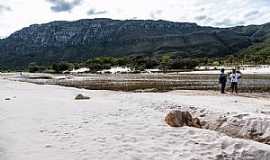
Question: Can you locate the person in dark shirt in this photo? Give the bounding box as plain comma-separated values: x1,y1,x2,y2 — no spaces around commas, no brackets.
219,68,227,94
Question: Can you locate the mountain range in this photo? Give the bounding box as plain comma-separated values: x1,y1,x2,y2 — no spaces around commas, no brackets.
0,18,270,69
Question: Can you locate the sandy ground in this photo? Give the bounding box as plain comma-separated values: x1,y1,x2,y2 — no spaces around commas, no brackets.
1,79,270,160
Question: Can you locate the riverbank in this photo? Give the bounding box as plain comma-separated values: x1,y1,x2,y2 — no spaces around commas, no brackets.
2,72,270,92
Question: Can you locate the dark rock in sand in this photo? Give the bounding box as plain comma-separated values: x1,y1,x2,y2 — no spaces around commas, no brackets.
165,110,201,128
75,94,90,100
45,144,53,148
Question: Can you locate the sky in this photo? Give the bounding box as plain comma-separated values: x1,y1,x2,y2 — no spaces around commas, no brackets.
0,0,270,38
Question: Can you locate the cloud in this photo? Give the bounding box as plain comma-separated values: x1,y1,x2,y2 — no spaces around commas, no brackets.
194,15,207,21
87,9,108,15
215,18,245,27
0,4,11,13
188,0,270,27
150,10,163,19
199,8,205,12
1,0,270,37
194,15,213,24
46,0,83,12
244,10,259,18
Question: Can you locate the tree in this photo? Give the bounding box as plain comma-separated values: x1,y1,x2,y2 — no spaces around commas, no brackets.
28,62,45,73
52,62,74,73
160,54,172,72
170,57,199,69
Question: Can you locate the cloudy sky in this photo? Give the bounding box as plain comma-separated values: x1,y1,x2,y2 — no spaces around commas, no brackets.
0,0,270,37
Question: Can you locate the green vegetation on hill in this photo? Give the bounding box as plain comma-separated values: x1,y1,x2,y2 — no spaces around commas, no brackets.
23,55,204,73
237,40,270,64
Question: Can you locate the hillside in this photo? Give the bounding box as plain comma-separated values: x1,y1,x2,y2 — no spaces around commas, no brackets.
0,19,270,69
236,40,270,64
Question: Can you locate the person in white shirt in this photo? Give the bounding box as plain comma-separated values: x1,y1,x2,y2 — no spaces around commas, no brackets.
229,69,241,94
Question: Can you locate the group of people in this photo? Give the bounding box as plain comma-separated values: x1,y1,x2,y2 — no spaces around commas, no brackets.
219,69,241,94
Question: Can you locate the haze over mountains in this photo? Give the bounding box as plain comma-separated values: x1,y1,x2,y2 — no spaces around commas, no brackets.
0,18,270,69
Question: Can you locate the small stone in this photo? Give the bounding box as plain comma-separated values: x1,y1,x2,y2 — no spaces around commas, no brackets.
40,129,46,133
45,144,53,148
199,114,206,117
75,94,90,100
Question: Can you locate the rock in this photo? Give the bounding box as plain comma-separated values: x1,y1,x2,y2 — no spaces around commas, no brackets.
165,110,201,128
165,105,270,145
134,88,159,93
45,144,53,148
5,98,11,100
193,110,270,144
192,118,202,128
214,115,270,144
75,94,90,100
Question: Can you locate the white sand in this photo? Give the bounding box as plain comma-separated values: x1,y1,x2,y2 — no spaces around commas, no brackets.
1,79,270,160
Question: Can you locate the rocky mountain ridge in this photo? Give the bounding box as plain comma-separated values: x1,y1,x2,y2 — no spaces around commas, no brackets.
0,18,270,68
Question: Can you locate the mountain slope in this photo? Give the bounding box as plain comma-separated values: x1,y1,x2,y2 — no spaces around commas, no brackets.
0,19,269,69
237,40,270,64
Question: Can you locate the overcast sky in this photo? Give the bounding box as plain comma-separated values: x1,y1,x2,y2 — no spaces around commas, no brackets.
0,0,270,37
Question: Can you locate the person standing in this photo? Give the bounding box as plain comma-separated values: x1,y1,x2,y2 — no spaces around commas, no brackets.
219,68,227,94
229,69,241,94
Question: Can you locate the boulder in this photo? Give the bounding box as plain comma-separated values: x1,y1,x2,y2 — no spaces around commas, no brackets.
165,110,201,128
210,114,270,144
75,94,90,100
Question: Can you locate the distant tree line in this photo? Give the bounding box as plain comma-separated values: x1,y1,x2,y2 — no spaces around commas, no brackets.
17,51,269,73
24,54,202,73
